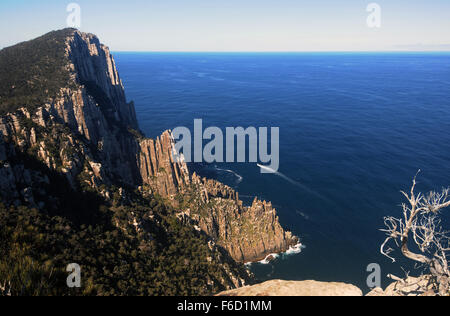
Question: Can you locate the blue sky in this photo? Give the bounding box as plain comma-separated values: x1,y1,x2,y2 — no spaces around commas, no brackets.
1,0,450,51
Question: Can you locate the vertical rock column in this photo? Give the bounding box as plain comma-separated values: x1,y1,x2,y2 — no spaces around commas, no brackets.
139,131,190,198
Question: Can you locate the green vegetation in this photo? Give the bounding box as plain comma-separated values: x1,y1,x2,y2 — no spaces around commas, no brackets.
0,29,76,115
0,28,255,296
0,140,252,295
0,198,251,296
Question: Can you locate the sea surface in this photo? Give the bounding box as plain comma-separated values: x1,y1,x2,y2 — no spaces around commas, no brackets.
114,52,450,291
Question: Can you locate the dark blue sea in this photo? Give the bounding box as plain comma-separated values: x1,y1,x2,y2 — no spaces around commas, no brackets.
114,52,450,292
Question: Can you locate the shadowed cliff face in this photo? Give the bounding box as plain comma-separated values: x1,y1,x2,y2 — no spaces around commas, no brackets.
0,29,297,266
0,30,140,189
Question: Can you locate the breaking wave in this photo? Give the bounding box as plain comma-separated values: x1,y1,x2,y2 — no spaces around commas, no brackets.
247,242,304,266
283,242,304,256
258,253,280,265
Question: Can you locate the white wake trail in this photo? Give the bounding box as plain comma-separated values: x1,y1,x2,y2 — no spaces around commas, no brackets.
257,164,328,201
215,166,243,184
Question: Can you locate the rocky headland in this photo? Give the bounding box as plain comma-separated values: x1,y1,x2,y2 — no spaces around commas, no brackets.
1,28,443,297
0,28,297,294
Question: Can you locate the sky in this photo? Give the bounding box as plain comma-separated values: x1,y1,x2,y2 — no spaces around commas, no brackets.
1,0,450,52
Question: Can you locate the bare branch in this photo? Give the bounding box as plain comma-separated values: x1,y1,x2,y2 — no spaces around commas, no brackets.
380,172,450,295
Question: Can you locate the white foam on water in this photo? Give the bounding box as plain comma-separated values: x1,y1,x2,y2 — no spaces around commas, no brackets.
283,242,304,256
258,253,280,265
253,242,304,265
296,210,310,220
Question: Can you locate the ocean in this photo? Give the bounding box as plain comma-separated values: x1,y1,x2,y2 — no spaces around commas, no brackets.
114,52,450,291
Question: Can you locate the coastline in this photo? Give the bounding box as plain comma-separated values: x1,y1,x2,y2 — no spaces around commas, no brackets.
245,241,304,266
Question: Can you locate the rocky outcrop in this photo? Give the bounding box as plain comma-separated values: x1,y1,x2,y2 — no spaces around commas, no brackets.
188,175,298,263
0,135,52,209
366,275,445,296
139,131,190,198
0,28,297,270
217,280,363,296
67,31,138,130
0,30,141,193
137,131,298,263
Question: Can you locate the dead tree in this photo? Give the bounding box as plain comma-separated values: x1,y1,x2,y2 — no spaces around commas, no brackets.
380,172,450,296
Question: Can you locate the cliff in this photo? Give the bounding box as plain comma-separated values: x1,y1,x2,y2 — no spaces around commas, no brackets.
0,29,298,294
0,29,141,190
138,132,298,263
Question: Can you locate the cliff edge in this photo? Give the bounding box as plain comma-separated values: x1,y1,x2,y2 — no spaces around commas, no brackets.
217,279,363,296
0,29,298,294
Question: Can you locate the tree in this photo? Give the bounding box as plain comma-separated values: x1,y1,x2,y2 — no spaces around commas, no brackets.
380,172,450,295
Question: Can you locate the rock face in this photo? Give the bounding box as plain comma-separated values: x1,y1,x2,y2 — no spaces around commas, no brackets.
0,29,297,268
366,275,444,296
217,280,363,296
68,31,138,130
0,30,141,191
138,133,298,263
138,131,190,198
184,174,298,263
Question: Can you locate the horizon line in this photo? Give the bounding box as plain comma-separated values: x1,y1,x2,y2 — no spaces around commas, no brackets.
112,50,450,54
